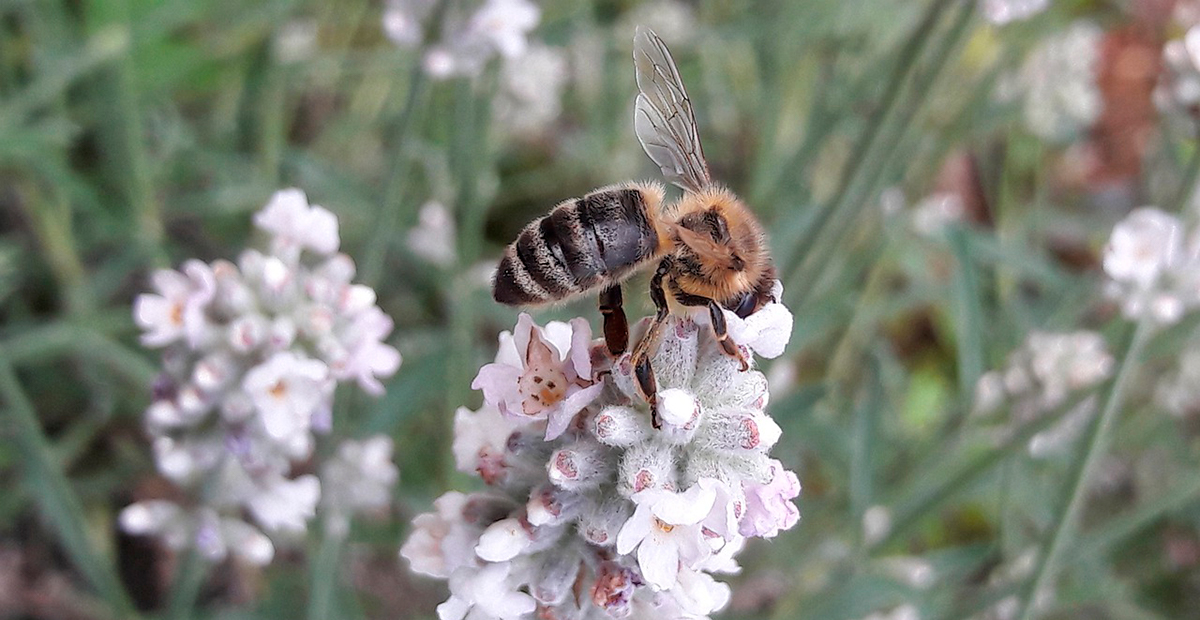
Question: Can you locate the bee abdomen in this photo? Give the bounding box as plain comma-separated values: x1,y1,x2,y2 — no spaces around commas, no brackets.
493,187,661,306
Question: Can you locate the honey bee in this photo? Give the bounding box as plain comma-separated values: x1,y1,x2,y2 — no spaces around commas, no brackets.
492,27,775,426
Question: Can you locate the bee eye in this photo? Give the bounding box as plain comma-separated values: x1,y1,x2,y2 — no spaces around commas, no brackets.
731,293,757,318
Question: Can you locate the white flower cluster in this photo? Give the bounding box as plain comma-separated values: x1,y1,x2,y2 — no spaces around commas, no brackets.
493,43,570,136
911,192,967,237
384,0,570,136
1103,207,1200,325
1015,21,1103,143
384,0,540,80
974,331,1113,457
121,189,402,564
980,0,1049,26
1155,342,1200,418
1155,25,1200,129
402,288,800,619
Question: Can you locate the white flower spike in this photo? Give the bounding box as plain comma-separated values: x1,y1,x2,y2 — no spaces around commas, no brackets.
403,290,800,618
124,189,401,562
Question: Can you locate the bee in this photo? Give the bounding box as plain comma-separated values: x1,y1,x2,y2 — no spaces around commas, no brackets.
491,27,775,426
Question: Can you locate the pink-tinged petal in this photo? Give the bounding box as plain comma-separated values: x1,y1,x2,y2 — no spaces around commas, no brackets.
616,504,652,555
149,268,189,296
541,321,575,357
673,526,711,566
739,460,801,538
182,260,216,301
471,363,522,410
543,382,604,440
304,205,340,255
637,535,680,590
566,317,593,380
651,484,716,526
436,597,471,620
493,330,521,367
512,313,537,365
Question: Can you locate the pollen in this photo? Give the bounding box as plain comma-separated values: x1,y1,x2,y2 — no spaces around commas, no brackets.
268,380,287,399
653,517,675,533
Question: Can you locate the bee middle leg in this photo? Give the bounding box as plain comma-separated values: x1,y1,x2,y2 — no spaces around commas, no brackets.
598,284,628,356
672,289,750,372
630,259,672,428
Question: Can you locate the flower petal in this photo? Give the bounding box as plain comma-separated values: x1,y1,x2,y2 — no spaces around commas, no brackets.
544,382,604,440
637,535,680,590
616,503,652,555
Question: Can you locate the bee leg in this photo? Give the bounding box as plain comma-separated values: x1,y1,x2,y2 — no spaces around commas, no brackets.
634,354,659,428
670,286,751,373
706,299,749,371
630,259,672,428
598,285,628,356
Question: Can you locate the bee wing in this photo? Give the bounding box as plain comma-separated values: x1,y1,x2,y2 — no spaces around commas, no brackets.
633,26,712,193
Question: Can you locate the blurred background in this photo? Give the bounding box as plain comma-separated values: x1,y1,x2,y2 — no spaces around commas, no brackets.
4,0,1200,618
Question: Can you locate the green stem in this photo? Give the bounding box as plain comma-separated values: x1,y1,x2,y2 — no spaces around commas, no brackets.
776,0,957,277
448,81,487,411
787,0,975,304
12,179,92,314
948,225,985,432
165,455,231,618
3,323,158,389
306,528,345,620
1170,143,1200,214
84,0,164,267
166,545,207,620
1014,319,1153,620
870,387,1097,553
0,346,136,616
360,57,429,287
1071,473,1200,562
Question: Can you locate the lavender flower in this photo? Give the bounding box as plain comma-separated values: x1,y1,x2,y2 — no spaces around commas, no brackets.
1012,21,1103,143
321,435,400,537
493,43,569,136
980,0,1049,26
407,201,458,267
1155,26,1200,130
385,0,540,80
403,296,799,619
973,331,1113,458
1103,207,1200,325
122,189,401,563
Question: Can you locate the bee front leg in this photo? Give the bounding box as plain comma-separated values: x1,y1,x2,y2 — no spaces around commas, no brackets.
598,285,628,356
706,299,749,372
671,287,751,372
630,258,672,428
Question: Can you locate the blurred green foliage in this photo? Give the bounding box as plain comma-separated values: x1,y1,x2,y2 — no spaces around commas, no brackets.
2,0,1200,619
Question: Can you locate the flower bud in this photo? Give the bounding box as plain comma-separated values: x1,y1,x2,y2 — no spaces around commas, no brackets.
476,517,533,562
547,440,611,491
531,548,582,605
578,496,632,547
656,388,701,445
591,405,650,447
526,484,583,527
618,442,676,494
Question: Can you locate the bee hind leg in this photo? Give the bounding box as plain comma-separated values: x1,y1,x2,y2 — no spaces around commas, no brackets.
598,285,628,356
630,259,673,428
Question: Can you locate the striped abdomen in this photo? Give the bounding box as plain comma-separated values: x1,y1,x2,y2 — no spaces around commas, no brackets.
493,186,664,306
